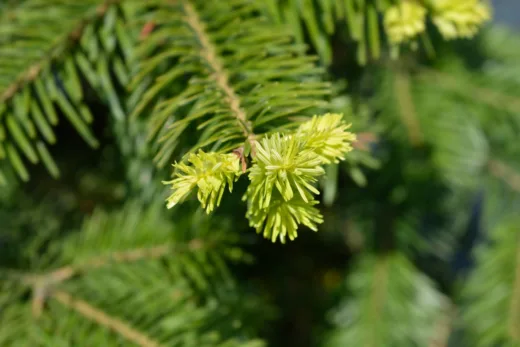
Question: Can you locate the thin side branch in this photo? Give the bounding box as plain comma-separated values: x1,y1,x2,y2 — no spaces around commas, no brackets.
182,1,256,151
0,0,121,103
52,290,160,347
28,239,204,318
48,244,170,283
47,239,204,284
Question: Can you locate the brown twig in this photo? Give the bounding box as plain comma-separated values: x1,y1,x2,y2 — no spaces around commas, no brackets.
46,239,203,284
27,239,204,318
182,1,257,154
352,132,378,151
52,290,160,347
0,0,121,103
232,147,248,172
47,244,172,283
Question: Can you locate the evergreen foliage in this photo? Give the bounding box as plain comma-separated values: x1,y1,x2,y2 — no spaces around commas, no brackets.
325,253,448,347
1,0,517,346
263,0,491,64
0,202,268,346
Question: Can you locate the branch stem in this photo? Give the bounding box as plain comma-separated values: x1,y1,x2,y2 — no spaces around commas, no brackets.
45,239,203,284
53,290,160,347
182,1,256,152
27,240,204,318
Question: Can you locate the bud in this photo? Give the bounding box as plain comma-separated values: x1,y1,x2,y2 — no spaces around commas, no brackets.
429,0,491,39
384,2,427,44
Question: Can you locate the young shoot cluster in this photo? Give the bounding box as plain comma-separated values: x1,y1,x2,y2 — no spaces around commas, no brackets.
163,151,243,213
384,2,427,45
164,113,356,243
384,0,491,45
429,0,492,40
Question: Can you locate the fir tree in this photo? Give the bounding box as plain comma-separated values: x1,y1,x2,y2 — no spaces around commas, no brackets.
2,0,518,346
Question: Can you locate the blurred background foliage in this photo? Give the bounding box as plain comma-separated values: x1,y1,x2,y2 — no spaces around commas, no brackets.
1,0,519,346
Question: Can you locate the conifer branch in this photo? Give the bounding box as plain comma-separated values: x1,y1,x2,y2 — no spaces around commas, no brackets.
462,218,520,346
0,0,120,103
20,239,207,309
0,0,131,182
28,242,194,318
44,239,204,284
47,244,171,283
0,202,260,344
133,0,329,167
324,254,447,346
182,1,256,150
52,290,160,347
418,68,520,114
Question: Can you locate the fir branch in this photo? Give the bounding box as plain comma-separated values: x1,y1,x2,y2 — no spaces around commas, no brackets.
28,242,191,318
325,254,447,347
0,0,137,182
263,0,489,65
413,87,489,188
52,290,160,347
418,68,520,115
0,202,265,345
183,1,255,149
462,218,520,346
0,0,120,103
132,0,330,167
37,240,204,285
